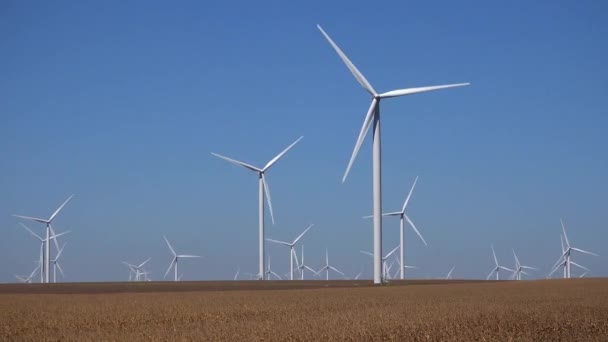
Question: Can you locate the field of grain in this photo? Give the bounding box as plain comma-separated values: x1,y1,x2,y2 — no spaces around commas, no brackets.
1,278,607,341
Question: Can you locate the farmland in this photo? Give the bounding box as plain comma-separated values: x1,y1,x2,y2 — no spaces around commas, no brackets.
1,279,607,341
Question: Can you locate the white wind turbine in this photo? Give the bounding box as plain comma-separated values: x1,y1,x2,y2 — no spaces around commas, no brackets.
163,236,200,282
360,244,399,282
19,223,70,283
122,262,136,281
511,249,536,281
13,195,74,283
266,224,314,280
550,219,597,279
316,248,344,280
296,245,317,280
211,137,303,280
264,257,282,280
486,245,513,280
317,25,469,284
364,176,427,280
51,243,67,283
15,263,40,284
134,258,151,281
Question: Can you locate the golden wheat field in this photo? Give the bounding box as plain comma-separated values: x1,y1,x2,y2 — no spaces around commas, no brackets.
1,278,607,341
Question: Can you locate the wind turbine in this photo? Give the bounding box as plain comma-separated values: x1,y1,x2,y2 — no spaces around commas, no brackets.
360,244,399,282
266,224,314,280
13,195,74,283
211,137,303,280
364,176,426,280
122,262,136,281
511,249,536,280
486,245,513,280
264,257,282,280
19,223,70,283
15,263,40,284
296,245,317,280
317,25,468,285
550,219,597,279
547,241,590,279
163,236,200,281
134,258,151,281
316,248,344,280
445,266,455,280
51,243,67,283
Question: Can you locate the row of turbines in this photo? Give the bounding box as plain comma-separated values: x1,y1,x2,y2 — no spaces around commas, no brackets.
11,25,598,284
12,190,595,284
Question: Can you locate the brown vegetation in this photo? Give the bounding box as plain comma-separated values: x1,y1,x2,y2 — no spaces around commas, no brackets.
1,279,607,341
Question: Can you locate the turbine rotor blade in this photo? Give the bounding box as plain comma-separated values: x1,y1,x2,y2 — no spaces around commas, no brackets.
402,176,419,212
560,219,570,248
19,223,43,241
342,98,378,183
210,153,261,172
404,214,427,246
177,255,200,258
13,215,48,224
138,257,151,268
292,224,314,245
164,259,176,279
491,245,498,266
49,194,74,222
265,238,290,246
263,136,304,171
163,236,176,256
571,247,598,257
261,173,275,225
56,263,65,277
379,83,470,99
329,266,344,276
316,25,377,96
570,261,590,272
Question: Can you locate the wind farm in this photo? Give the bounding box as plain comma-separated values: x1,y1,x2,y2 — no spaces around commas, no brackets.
2,4,608,341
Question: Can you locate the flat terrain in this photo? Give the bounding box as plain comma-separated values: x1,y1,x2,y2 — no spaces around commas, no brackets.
1,278,607,341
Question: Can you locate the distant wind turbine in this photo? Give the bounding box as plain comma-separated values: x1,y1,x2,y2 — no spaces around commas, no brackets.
364,176,426,280
317,24,469,284
211,137,303,280
296,245,317,280
14,195,74,283
266,224,314,280
549,219,597,279
163,236,200,281
486,245,513,280
316,248,344,280
511,249,536,280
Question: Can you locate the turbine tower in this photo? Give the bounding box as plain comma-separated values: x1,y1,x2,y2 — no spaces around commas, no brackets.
211,137,303,280
317,25,469,284
163,236,200,281
14,195,74,283
266,224,313,280
364,176,427,280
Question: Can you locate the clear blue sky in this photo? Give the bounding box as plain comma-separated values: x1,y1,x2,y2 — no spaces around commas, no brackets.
1,1,607,282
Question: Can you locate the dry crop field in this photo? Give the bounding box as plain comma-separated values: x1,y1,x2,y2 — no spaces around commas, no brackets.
1,278,607,341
